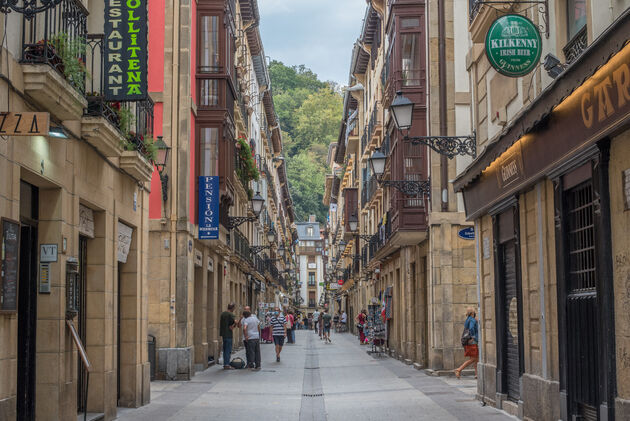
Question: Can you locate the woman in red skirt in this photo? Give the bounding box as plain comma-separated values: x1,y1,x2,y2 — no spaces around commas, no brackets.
455,308,479,378
356,309,368,344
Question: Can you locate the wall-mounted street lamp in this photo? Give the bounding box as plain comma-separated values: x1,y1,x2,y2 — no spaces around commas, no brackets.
390,91,476,158
337,240,347,255
277,244,286,258
369,148,431,197
251,228,277,254
154,137,171,203
266,227,276,243
348,214,358,232
227,191,265,229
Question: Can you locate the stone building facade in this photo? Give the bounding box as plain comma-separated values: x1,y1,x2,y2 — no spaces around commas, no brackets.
454,1,630,420
0,0,154,419
146,0,295,381
324,0,477,372
295,218,324,315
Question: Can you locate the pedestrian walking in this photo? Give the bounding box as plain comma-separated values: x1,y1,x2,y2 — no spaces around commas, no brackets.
455,308,479,378
220,303,237,369
333,311,340,332
241,310,261,371
312,309,320,333
318,310,324,339
269,307,288,362
286,309,295,344
357,309,367,344
322,308,332,343
340,310,347,332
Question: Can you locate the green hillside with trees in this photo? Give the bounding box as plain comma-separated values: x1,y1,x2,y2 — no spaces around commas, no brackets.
269,61,342,224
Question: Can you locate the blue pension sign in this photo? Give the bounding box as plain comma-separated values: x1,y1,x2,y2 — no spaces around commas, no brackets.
199,176,219,240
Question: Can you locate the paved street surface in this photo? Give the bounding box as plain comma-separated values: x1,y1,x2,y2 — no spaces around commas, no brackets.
117,331,513,421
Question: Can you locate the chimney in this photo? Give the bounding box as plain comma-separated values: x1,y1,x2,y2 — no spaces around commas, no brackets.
309,215,316,223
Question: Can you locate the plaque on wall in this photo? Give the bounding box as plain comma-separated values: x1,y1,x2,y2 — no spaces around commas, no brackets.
117,222,134,263
79,205,95,238
1,218,20,312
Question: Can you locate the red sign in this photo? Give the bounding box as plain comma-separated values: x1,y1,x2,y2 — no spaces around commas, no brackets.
338,279,343,285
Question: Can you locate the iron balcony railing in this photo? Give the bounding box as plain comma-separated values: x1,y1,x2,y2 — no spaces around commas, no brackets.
367,102,381,143
21,0,88,93
369,210,392,258
563,26,587,64
361,131,368,154
361,176,379,207
83,35,155,162
232,228,252,264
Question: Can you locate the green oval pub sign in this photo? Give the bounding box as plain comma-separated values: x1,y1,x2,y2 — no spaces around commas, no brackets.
485,14,542,77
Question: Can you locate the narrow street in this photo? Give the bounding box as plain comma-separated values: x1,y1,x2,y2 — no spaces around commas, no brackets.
116,331,513,421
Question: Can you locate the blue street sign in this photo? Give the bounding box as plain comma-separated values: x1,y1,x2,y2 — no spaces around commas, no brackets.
199,176,219,239
458,226,475,240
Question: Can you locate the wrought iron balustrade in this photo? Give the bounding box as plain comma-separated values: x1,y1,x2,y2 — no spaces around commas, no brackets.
232,228,252,263
563,26,587,64
21,0,88,93
83,35,155,161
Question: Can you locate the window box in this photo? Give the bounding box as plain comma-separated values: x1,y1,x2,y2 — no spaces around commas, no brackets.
120,150,154,182
22,64,87,121
81,115,125,158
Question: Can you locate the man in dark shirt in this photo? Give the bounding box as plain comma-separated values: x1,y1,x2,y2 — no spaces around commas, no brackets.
220,303,237,369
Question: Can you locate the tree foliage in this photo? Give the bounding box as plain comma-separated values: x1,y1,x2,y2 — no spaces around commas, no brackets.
270,61,342,224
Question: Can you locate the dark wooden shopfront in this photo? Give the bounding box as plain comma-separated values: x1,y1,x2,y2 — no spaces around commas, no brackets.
492,201,524,403
453,11,630,420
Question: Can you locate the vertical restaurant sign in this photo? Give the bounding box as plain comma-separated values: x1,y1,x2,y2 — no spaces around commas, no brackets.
104,0,148,101
199,176,219,240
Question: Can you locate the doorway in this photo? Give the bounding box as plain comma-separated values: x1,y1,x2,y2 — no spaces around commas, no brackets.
493,203,524,403
17,181,38,421
553,150,617,421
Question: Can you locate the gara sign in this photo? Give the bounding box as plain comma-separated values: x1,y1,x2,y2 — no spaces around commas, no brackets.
104,0,148,101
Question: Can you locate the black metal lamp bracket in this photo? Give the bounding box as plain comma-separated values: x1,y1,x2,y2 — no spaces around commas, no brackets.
404,132,477,159
378,177,431,198
471,1,549,38
227,216,257,229
1,0,64,20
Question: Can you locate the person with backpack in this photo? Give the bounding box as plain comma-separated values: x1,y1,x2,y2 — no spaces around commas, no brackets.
455,307,479,378
269,307,288,362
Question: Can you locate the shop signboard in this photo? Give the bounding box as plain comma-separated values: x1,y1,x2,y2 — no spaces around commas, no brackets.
485,14,542,77
0,218,19,313
199,176,219,240
104,0,148,100
0,112,49,136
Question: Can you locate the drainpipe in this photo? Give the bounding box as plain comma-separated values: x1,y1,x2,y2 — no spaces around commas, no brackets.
438,0,448,212
536,183,548,379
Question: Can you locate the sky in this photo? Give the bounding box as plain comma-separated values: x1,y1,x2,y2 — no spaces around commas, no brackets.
259,0,367,86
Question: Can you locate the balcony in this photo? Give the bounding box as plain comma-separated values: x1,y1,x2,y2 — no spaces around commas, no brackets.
563,26,587,64
231,229,252,264
21,0,88,120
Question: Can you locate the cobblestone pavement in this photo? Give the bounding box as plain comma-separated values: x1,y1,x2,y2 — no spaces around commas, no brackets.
116,330,515,421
